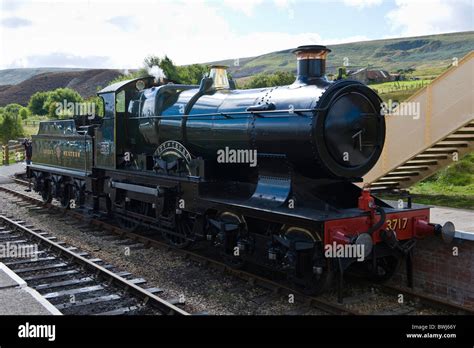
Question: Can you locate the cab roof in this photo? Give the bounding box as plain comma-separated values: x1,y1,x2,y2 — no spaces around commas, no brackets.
97,76,155,94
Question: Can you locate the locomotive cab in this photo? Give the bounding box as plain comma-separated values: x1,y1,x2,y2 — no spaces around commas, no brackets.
95,77,157,169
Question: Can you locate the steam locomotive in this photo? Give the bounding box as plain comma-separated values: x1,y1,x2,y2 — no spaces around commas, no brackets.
27,45,455,296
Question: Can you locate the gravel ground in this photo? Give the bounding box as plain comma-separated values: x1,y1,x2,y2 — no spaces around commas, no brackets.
0,181,454,315
0,187,326,315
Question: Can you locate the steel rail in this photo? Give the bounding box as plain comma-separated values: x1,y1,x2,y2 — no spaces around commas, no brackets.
2,182,472,315
0,212,190,316
0,183,359,315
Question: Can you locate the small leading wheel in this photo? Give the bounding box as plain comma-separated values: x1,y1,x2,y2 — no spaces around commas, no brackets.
161,212,194,249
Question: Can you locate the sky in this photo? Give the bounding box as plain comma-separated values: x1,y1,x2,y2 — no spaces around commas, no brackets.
0,0,472,69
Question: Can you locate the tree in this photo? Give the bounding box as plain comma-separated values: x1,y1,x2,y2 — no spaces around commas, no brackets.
245,71,295,89
43,88,83,118
28,91,50,115
245,73,271,88
177,64,208,84
0,113,24,143
154,55,180,82
109,55,209,87
268,71,295,86
19,107,29,120
85,95,104,117
143,56,162,69
144,55,208,84
3,103,23,116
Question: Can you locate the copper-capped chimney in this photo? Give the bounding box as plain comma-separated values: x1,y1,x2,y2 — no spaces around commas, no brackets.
292,45,331,85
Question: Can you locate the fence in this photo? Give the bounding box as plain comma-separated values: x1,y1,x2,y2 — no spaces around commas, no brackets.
23,120,39,126
0,142,25,165
372,81,429,95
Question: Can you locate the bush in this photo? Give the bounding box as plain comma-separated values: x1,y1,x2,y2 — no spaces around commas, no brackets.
28,91,50,116
19,107,29,120
3,103,22,116
178,64,208,85
244,71,295,89
43,88,83,118
109,55,210,86
84,96,104,117
0,113,24,143
435,153,474,186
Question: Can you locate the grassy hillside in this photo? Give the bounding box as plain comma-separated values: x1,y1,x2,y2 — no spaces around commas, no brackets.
0,67,89,86
210,31,474,83
0,69,122,106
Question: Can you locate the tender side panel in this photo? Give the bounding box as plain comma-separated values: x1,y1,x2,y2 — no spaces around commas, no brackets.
32,134,93,172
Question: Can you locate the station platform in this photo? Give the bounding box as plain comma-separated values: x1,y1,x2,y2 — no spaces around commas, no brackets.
431,206,474,237
0,263,61,315
0,162,24,184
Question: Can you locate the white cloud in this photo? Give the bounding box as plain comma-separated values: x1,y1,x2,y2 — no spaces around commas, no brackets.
386,0,473,36
106,16,138,32
1,16,32,28
1,0,468,70
0,0,232,68
273,0,294,10
343,0,383,9
0,0,339,69
0,0,28,12
222,0,295,16
222,0,264,16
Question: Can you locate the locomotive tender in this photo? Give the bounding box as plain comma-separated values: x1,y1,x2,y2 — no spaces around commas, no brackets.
27,45,455,296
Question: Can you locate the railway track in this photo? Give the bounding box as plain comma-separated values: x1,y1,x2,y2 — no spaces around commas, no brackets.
1,177,472,316
0,210,189,315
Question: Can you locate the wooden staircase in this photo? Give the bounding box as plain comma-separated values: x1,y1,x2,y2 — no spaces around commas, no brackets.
371,121,474,189
364,51,474,190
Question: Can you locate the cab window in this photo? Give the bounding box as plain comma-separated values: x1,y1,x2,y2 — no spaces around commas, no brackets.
116,90,126,113
101,93,115,119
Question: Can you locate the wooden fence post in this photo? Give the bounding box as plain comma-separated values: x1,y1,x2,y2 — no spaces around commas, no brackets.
3,145,9,165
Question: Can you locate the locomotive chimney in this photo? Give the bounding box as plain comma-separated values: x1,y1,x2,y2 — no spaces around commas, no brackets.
292,45,331,85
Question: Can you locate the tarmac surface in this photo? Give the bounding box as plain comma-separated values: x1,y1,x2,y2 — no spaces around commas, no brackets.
0,263,61,315
0,162,26,184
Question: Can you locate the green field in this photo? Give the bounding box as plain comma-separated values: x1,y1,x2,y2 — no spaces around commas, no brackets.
404,153,474,209
218,31,474,81
369,79,432,93
368,79,434,102
22,117,44,137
